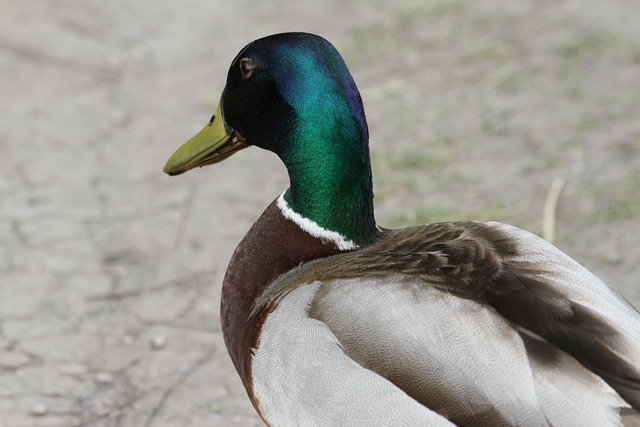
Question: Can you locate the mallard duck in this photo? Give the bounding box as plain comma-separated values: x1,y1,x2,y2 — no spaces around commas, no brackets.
164,32,640,426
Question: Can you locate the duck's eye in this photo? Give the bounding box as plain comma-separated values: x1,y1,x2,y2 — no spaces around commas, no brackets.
239,58,255,79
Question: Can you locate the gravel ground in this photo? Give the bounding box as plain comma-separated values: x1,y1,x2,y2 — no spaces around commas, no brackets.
2,1,639,426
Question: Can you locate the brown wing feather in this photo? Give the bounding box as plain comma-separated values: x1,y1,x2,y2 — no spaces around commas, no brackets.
475,223,640,411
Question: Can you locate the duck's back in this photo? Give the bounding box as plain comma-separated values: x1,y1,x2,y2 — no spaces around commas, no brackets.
249,221,640,426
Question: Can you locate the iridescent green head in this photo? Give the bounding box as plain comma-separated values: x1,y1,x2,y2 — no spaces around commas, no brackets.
164,33,377,245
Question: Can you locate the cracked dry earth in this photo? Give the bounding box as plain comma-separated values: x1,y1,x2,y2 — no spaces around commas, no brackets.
2,1,639,426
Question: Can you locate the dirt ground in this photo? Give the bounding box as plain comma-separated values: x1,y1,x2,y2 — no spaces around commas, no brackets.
1,1,639,426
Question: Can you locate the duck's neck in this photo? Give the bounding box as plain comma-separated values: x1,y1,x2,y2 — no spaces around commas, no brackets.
279,118,377,246
283,162,375,247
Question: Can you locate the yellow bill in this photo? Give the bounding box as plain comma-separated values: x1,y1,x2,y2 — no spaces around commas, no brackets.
163,104,249,175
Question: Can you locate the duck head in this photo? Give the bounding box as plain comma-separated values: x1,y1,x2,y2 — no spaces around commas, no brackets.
164,32,377,245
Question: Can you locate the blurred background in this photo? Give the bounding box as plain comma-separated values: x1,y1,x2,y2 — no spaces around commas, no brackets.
1,1,639,425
